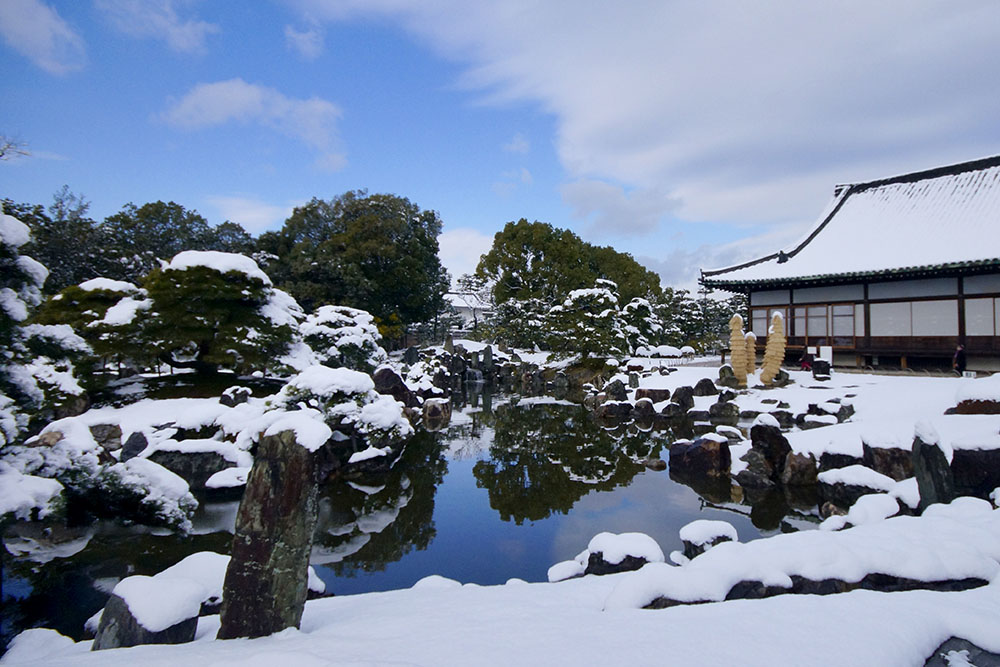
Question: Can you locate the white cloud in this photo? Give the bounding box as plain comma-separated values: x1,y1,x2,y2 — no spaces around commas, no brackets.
96,0,219,54
285,24,324,60
292,1,1000,230
161,78,346,170
492,167,532,197
0,0,85,74
503,132,529,154
206,195,297,234
561,180,678,237
438,226,495,282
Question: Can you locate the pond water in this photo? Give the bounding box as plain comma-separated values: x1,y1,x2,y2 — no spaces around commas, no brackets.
1,395,818,648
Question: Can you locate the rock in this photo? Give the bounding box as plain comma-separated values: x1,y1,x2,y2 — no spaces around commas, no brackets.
120,431,148,462
585,552,652,577
443,336,454,354
818,480,883,510
708,401,739,426
660,402,686,419
55,394,90,420
628,372,640,389
749,422,791,475
687,410,711,422
32,430,63,447
482,345,493,371
717,365,740,388
89,424,122,452
605,379,628,402
372,367,417,408
220,386,251,408
92,592,197,650
595,401,633,420
818,452,863,472
423,398,452,424
672,386,695,412
402,346,420,365
912,432,955,512
631,398,656,419
635,387,671,403
217,429,319,640
148,450,233,492
820,501,847,519
644,458,667,471
693,378,719,396
862,442,913,481
812,359,831,380
924,638,1000,667
735,449,775,489
950,448,1000,499
767,410,795,429
668,436,731,478
717,388,738,403
953,399,1000,415
780,452,818,486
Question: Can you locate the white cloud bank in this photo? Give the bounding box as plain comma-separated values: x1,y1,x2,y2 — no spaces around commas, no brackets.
438,227,495,283
0,0,86,74
290,1,1000,235
206,196,297,235
96,0,219,54
160,78,346,170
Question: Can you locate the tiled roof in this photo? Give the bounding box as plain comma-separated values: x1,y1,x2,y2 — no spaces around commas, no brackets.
702,155,1000,288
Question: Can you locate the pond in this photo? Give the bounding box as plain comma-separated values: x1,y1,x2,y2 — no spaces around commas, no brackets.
1,395,819,648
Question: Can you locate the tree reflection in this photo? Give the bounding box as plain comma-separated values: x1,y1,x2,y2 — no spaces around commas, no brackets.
472,403,669,525
312,431,447,576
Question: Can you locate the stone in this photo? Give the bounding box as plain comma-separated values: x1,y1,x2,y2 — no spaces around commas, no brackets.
148,450,234,492
924,638,1000,667
951,448,1000,498
735,449,775,489
92,592,197,650
767,410,795,429
682,533,734,561
631,398,656,419
660,402,686,419
818,452,863,472
708,401,739,426
90,424,123,452
644,458,667,471
120,431,149,462
812,359,831,379
220,386,251,408
668,437,731,478
635,387,671,403
482,345,493,370
862,442,913,481
584,552,652,577
32,430,64,447
605,379,628,402
693,378,719,396
423,398,452,424
628,372,640,389
912,433,955,512
771,369,791,387
403,345,420,365
780,452,818,486
717,388,738,403
953,399,1000,415
749,422,791,475
671,385,695,412
218,429,319,640
55,394,90,420
443,336,454,354
595,401,633,420
372,367,418,408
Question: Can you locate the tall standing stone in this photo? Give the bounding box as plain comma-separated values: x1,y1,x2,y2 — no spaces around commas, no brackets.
217,429,319,639
912,424,955,512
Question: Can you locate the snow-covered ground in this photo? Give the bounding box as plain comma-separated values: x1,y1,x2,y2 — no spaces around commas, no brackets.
4,366,1000,665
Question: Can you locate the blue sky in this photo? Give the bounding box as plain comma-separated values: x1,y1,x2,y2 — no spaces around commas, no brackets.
3,1,1000,292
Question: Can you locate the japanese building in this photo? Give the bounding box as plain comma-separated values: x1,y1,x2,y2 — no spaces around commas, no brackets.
701,155,1000,371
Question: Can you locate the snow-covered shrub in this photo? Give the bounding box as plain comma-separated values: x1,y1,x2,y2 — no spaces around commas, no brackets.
300,305,388,372
272,365,413,444
621,296,664,355
1,213,89,445
548,280,628,357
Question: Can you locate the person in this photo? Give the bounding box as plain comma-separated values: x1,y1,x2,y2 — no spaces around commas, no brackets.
953,344,967,374
799,351,813,371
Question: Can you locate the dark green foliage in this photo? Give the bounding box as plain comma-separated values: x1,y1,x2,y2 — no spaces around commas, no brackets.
258,191,450,333
548,281,628,358
476,219,661,305
142,264,294,374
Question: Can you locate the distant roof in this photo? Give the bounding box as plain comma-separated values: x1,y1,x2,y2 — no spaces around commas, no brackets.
702,154,1000,289
445,292,493,310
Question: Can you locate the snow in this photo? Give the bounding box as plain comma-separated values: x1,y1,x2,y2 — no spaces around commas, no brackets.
816,465,896,492
678,519,738,546
0,212,31,247
348,445,390,464
100,296,151,326
78,278,139,293
0,462,63,519
587,532,665,565
820,493,902,531
263,411,333,452
112,575,206,632
283,365,375,397
164,251,271,285
205,467,249,489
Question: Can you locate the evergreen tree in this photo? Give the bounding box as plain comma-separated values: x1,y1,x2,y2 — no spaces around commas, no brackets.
548,280,628,358
300,305,388,373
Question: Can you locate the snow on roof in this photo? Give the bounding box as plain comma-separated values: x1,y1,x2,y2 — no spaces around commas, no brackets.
445,292,492,310
165,251,271,285
703,155,1000,287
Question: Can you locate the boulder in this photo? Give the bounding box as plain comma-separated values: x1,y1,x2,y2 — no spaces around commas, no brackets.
818,452,863,472
717,365,740,389
767,410,796,429
635,387,671,403
912,431,955,512
708,401,739,426
780,452,818,486
735,449,775,489
423,398,452,430
951,448,1000,498
812,359,831,380
749,422,791,474
671,386,695,412
148,450,234,492
693,378,719,397
89,424,122,452
953,399,1000,415
584,552,652,576
595,401,633,421
372,367,418,408
220,386,251,408
92,591,197,650
668,436,731,478
402,345,420,365
659,402,686,419
217,429,319,640
862,442,913,481
631,398,656,419
120,431,148,462
605,379,628,402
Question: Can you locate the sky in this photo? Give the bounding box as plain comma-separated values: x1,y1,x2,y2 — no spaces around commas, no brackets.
3,1,1000,294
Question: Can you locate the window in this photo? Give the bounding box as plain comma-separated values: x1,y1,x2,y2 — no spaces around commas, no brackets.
870,300,958,336
966,298,998,336
870,302,912,336
751,307,788,338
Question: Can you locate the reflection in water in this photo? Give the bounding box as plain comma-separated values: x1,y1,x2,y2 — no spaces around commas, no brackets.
473,403,670,524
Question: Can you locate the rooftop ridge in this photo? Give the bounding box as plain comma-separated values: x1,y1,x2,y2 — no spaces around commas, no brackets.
851,153,1000,194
